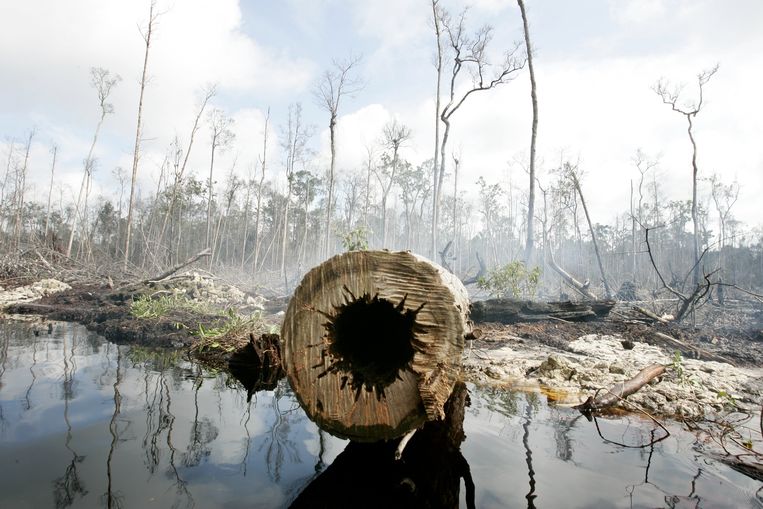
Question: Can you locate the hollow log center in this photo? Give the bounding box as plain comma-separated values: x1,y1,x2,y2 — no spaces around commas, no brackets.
324,294,419,393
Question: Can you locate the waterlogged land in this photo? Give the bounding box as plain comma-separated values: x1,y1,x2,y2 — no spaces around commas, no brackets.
0,321,760,508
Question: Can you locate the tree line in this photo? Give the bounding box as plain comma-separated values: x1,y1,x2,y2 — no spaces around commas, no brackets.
1,0,760,298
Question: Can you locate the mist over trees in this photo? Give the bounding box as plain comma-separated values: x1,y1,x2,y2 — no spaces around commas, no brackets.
1,1,761,299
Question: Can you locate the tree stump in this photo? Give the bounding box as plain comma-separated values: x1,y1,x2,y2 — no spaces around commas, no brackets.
282,250,471,442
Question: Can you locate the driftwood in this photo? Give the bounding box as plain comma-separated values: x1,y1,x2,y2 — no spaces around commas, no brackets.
470,298,615,324
546,251,598,300
282,250,471,442
632,305,670,324
651,331,735,365
144,247,212,284
574,363,666,412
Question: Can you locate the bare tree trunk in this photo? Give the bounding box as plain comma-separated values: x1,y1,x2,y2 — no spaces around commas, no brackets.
570,171,612,298
430,0,443,260
324,115,337,257
518,0,538,265
206,142,217,249
252,113,268,273
124,0,157,271
687,115,700,287
44,145,57,240
13,129,34,250
157,86,215,253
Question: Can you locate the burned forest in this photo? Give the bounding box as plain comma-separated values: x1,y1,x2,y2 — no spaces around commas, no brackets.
1,1,762,508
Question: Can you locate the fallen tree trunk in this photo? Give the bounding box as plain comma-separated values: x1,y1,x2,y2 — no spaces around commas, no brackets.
574,363,666,412
546,251,598,300
470,298,615,324
282,250,471,442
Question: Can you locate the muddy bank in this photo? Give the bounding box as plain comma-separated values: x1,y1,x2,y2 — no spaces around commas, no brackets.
2,272,279,370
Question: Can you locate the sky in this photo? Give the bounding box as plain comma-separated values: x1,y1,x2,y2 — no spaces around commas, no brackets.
1,0,761,237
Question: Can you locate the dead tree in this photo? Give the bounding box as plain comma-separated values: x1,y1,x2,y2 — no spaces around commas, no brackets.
429,0,444,260
204,108,235,251
43,145,57,240
653,64,719,287
431,7,525,262
279,103,312,279
157,85,216,258
517,0,539,265
125,0,160,270
12,129,34,251
251,109,270,273
566,163,613,298
282,250,471,442
376,119,411,248
644,224,716,321
66,68,120,258
314,56,362,258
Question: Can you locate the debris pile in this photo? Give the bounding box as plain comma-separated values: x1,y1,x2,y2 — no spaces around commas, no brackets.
0,278,70,309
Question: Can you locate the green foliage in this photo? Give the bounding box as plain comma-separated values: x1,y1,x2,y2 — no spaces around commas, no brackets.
192,309,262,341
478,261,541,299
130,293,210,319
341,226,369,251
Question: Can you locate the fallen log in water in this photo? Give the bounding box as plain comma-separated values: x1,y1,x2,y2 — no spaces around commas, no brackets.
574,363,666,413
470,298,615,324
282,250,471,442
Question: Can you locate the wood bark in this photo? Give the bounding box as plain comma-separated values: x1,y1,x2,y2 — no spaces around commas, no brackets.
282,250,471,441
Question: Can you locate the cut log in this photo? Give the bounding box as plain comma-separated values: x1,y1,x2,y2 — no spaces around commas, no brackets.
282,250,471,442
470,298,615,324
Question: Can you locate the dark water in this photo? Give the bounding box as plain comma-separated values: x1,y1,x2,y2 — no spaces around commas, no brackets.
0,321,760,508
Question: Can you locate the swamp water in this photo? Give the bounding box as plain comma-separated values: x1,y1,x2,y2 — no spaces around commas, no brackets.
0,321,760,508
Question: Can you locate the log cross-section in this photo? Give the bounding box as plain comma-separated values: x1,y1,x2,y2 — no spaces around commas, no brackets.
282,250,471,442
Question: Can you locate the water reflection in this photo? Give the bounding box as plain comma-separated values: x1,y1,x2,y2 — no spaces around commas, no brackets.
0,321,760,509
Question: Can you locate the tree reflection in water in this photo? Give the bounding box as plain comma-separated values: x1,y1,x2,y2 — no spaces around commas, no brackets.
53,327,87,509
182,366,219,468
259,381,301,483
103,344,125,509
23,333,38,411
0,325,9,433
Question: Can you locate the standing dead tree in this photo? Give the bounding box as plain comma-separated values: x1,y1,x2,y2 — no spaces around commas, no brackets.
12,129,34,251
205,108,235,252
251,108,270,273
66,67,120,259
517,0,539,265
565,163,613,298
314,56,363,258
279,104,312,280
643,224,717,322
653,64,719,287
125,0,161,270
43,145,58,240
157,85,216,260
431,7,525,262
377,119,412,248
429,0,444,260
